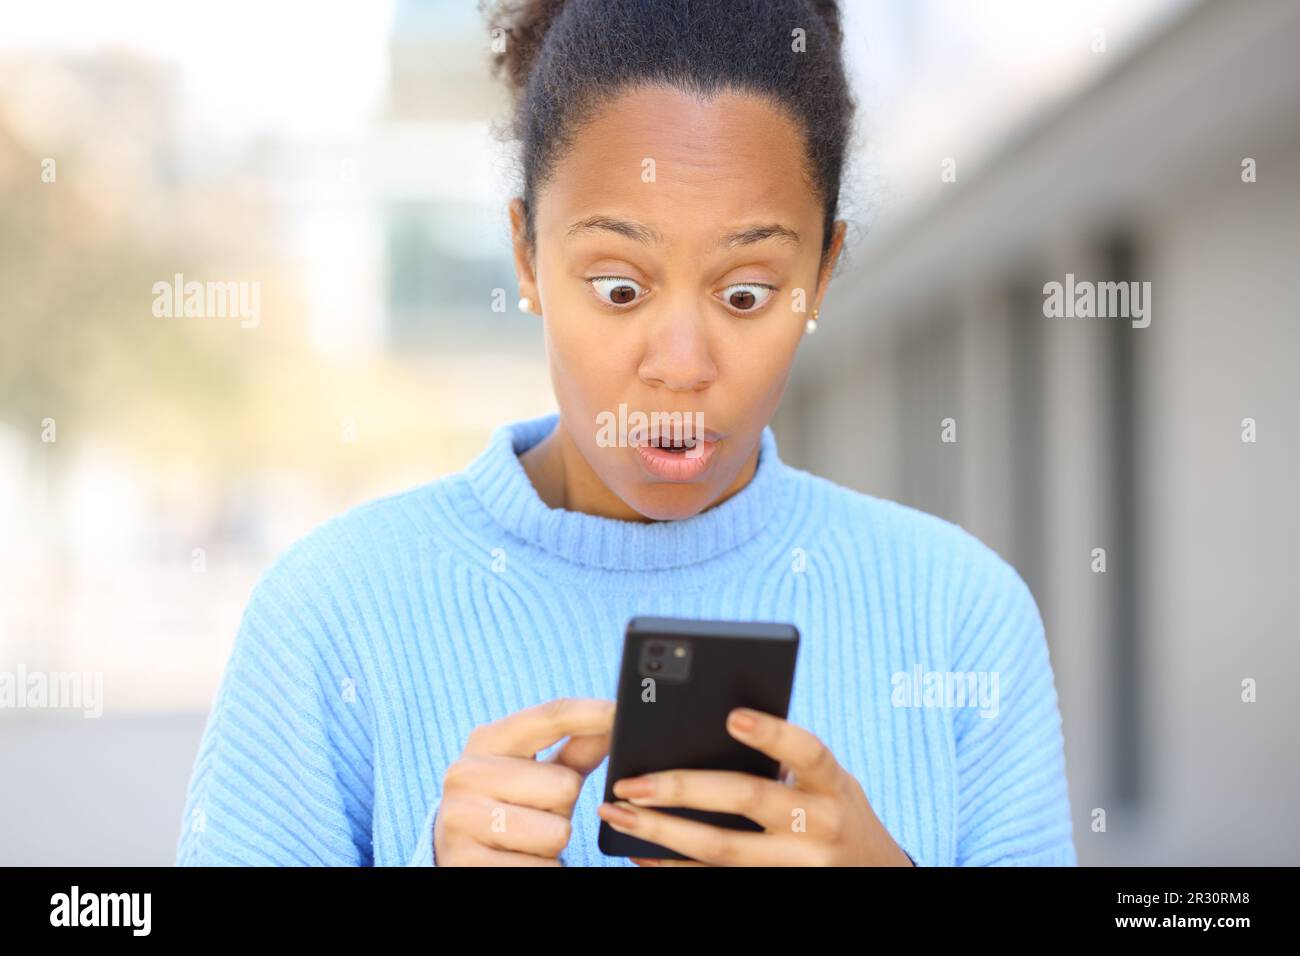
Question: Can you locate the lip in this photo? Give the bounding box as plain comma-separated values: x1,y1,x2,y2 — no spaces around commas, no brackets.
633,437,720,481
627,424,723,445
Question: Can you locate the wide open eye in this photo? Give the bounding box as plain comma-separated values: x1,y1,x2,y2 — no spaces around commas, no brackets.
720,283,776,312
588,276,645,307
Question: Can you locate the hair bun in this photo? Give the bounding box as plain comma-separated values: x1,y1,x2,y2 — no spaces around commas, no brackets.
807,0,843,46
480,0,570,97
483,0,842,98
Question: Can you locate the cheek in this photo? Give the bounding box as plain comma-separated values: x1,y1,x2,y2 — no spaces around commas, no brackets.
543,313,626,431
719,315,801,404
536,258,613,388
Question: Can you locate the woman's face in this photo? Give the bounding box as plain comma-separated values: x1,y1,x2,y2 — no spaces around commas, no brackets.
510,84,845,521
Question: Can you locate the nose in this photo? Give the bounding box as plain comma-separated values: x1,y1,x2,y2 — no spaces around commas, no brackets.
637,307,718,392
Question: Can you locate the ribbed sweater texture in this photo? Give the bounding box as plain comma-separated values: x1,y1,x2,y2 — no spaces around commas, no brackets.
175,411,1077,866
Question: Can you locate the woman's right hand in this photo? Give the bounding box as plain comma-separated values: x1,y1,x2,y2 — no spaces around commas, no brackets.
433,697,616,865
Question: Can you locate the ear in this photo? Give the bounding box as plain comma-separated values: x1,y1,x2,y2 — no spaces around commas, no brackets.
812,219,847,313
508,197,540,310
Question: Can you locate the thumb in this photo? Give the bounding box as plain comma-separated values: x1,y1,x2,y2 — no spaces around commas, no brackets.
545,731,612,776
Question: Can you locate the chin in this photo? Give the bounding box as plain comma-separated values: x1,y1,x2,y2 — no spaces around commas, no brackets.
624,483,719,522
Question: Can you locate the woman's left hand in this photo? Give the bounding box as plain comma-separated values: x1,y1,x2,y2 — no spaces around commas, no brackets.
597,707,915,867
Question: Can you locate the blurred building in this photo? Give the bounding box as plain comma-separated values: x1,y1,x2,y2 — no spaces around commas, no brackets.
374,0,535,354
257,0,541,360
778,0,1300,864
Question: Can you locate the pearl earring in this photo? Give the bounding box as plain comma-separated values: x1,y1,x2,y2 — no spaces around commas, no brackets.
518,296,532,313
805,308,819,334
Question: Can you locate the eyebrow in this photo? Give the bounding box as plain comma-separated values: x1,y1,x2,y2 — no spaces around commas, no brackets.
564,215,801,250
718,223,801,249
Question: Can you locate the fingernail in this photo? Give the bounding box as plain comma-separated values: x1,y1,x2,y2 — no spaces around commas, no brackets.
613,776,654,799
730,709,758,733
602,802,638,829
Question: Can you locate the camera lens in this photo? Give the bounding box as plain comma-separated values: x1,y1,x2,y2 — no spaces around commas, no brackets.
647,660,661,672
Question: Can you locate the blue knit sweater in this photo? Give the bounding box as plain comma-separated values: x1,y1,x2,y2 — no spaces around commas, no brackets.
175,411,1077,866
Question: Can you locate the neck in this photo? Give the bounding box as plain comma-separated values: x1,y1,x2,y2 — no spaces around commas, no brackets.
519,416,759,522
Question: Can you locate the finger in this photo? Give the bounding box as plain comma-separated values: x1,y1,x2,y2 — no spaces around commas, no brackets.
451,843,564,866
447,753,584,814
466,698,616,759
599,801,815,867
545,729,612,776
611,768,815,833
726,709,842,795
442,791,574,857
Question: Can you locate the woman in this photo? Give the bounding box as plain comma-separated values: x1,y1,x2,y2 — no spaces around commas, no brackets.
176,0,1077,867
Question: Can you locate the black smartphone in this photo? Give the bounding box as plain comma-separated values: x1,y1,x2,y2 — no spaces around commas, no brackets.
598,615,800,861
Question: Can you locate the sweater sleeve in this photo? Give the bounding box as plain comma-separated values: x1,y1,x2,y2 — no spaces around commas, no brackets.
175,556,376,866
949,549,1078,866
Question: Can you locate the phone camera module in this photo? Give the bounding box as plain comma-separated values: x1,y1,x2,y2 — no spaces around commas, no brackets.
638,638,691,682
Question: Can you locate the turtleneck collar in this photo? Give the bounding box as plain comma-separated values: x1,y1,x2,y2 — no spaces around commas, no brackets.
464,411,790,571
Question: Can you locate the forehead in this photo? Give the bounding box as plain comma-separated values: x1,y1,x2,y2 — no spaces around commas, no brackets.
535,85,819,246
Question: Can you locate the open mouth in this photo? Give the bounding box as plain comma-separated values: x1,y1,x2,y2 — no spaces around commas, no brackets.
646,437,700,454
630,424,721,479
629,423,721,450
623,417,722,476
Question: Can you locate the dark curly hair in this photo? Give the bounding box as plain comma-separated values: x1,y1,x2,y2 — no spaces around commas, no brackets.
479,0,856,269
